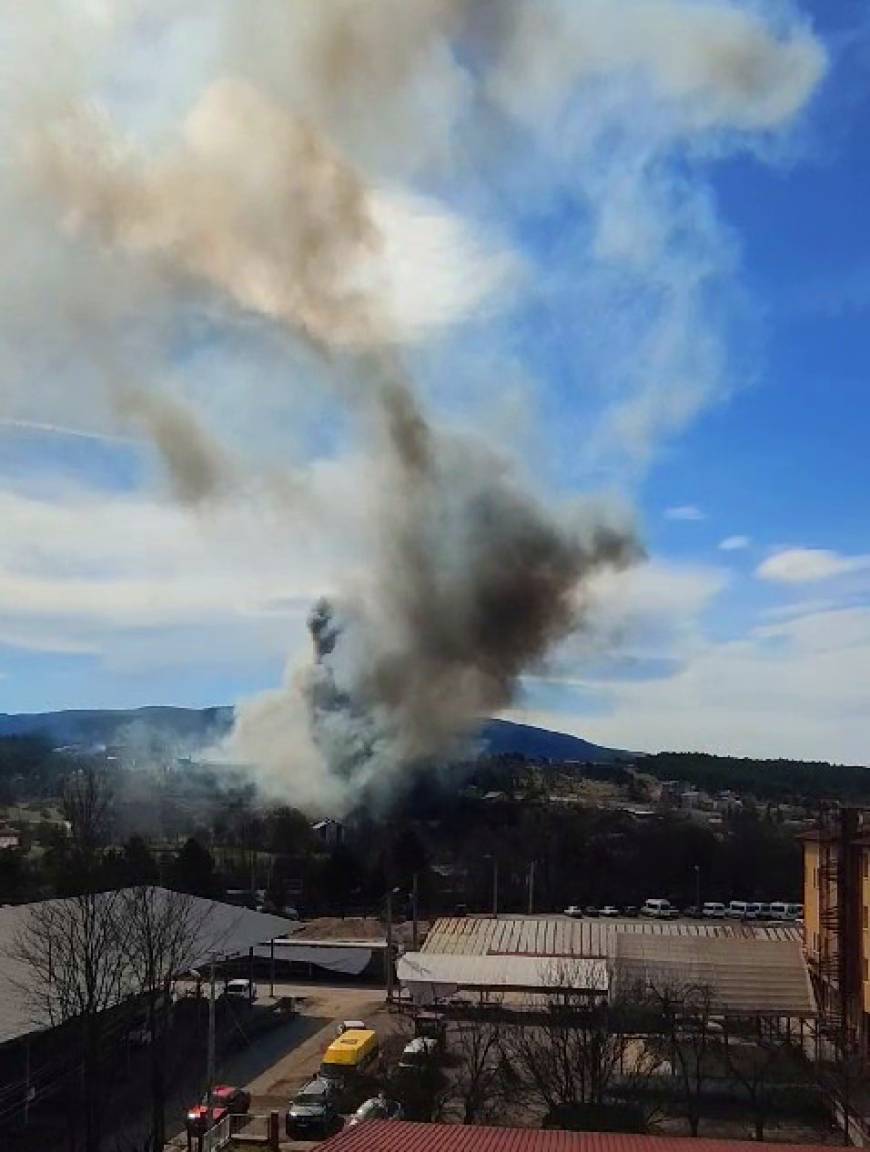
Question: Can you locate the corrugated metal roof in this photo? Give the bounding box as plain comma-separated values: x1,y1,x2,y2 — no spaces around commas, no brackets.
422,917,801,958
611,935,816,1017
0,888,295,1046
318,1120,833,1152
397,952,608,993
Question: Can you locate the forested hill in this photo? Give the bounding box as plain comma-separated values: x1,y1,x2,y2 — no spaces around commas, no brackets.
0,707,866,802
641,750,870,803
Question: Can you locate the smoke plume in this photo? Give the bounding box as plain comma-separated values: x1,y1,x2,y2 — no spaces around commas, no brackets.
2,0,826,811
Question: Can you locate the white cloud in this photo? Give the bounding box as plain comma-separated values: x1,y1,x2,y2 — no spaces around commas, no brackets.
719,534,750,551
665,504,706,521
534,557,729,684
756,548,870,584
511,604,870,765
0,474,375,667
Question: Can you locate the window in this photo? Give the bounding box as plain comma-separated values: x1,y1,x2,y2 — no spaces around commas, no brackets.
864,906,869,931
864,958,869,983
813,931,819,954
865,855,869,880
814,866,819,890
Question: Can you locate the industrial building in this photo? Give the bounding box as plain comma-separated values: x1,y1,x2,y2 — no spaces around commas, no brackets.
0,890,295,1134
398,915,815,1022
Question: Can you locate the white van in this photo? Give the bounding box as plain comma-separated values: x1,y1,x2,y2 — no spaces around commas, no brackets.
726,900,751,920
748,902,771,921
770,901,804,921
641,898,678,920
702,902,726,919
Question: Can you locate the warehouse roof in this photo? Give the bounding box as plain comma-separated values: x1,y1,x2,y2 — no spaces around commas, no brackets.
611,934,816,1017
397,951,608,996
319,1120,832,1152
0,888,294,1046
422,916,801,958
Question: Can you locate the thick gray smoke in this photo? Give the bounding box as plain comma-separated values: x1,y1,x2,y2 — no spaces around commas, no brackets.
117,389,232,505
4,0,826,812
229,424,641,811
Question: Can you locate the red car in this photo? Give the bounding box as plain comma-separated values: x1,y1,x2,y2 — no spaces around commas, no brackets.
186,1085,251,1136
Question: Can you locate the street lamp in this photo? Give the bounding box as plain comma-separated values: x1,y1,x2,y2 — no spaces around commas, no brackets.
484,855,499,918
384,886,402,1002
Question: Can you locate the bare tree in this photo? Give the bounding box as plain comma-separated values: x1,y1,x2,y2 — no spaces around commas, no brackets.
649,981,718,1138
813,1028,865,1147
12,891,128,1152
119,887,213,1151
722,1017,804,1142
444,1010,508,1125
63,765,113,864
499,962,647,1125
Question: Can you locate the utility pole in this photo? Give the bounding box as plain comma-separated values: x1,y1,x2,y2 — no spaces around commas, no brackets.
694,864,701,912
206,959,216,1110
23,1040,30,1128
385,889,394,1003
528,860,536,916
492,858,499,919
411,872,419,952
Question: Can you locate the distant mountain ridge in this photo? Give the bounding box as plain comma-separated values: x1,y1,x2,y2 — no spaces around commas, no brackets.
0,706,234,747
477,718,628,762
0,707,626,762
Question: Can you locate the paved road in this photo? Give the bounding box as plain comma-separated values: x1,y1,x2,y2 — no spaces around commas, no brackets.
165,981,388,1149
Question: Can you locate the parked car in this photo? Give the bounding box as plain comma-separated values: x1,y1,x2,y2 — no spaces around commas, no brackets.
769,901,804,921
225,978,257,1003
285,1078,342,1139
564,905,584,918
413,1011,447,1049
623,905,639,918
398,1037,440,1072
348,1096,403,1127
584,905,600,918
640,898,679,920
186,1085,251,1137
683,905,700,918
748,902,771,921
600,905,620,918
702,902,726,919
726,900,751,920
336,1018,367,1037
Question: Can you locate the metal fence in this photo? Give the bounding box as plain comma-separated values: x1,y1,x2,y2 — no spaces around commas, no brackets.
201,1115,231,1152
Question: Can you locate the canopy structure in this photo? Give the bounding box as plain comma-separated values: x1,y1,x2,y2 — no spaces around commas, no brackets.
409,916,814,1018
610,934,817,1018
0,887,295,1046
397,950,608,1005
422,916,801,960
254,937,384,976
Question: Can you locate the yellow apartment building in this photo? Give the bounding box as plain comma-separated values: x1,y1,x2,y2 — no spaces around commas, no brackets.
801,807,870,1053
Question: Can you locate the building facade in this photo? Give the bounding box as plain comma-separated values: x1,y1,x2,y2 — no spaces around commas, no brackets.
801,807,870,1052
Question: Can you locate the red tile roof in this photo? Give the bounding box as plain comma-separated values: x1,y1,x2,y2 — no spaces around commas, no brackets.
318,1122,832,1152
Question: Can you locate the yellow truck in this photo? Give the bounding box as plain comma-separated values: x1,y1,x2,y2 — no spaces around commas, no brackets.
320,1028,380,1085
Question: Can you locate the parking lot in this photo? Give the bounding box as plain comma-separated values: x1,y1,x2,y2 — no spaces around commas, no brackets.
164,981,390,1151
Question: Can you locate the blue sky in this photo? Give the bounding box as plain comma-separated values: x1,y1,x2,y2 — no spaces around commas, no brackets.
1,0,869,768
